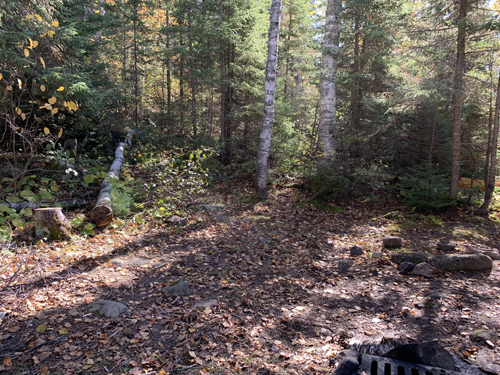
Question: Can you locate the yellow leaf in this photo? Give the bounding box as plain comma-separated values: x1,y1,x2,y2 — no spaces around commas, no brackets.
16,108,22,115
40,84,46,92
51,107,59,114
25,15,34,20
17,78,22,89
58,128,63,138
40,57,45,69
7,85,12,91
36,324,47,332
35,14,42,22
44,127,50,135
0,73,2,80
41,32,47,37
21,113,26,120
3,355,12,367
48,30,55,38
52,21,59,27
28,38,33,49
43,103,52,110
48,97,56,105
94,9,100,13
32,40,39,48
57,86,64,91
58,328,68,335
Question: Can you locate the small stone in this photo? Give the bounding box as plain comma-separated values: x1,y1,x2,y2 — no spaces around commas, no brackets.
483,251,500,260
383,237,403,248
437,242,456,251
412,262,432,277
470,330,498,345
372,251,383,259
350,246,364,257
111,257,150,267
194,299,218,310
398,262,415,275
338,259,354,272
165,215,188,226
88,300,127,318
162,280,191,296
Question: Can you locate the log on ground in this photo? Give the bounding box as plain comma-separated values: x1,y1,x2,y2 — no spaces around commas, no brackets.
34,207,71,241
90,130,134,227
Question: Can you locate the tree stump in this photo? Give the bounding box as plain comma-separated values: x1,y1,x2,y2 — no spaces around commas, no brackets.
34,207,71,241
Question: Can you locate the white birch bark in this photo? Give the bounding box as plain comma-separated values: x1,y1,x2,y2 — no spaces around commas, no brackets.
255,0,282,199
317,0,341,167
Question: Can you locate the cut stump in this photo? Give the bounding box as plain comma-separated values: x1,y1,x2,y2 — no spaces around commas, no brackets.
34,207,71,241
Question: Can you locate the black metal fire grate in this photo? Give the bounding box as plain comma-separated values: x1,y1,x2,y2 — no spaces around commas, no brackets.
359,354,467,375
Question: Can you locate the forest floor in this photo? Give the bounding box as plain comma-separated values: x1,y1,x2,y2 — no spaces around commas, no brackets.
1,178,500,375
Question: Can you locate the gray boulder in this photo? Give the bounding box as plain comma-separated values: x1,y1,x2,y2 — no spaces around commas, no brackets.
372,251,384,259
162,280,191,296
398,262,415,275
437,242,456,251
391,252,428,265
111,257,150,267
350,246,364,257
470,329,498,345
329,350,361,375
428,254,493,273
383,237,403,248
88,300,127,318
165,215,188,226
411,262,432,277
383,341,454,370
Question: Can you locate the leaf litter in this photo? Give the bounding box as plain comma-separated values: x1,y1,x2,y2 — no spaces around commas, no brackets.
0,181,500,374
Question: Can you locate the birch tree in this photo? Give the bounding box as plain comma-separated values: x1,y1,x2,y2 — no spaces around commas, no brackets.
317,0,341,167
255,0,282,199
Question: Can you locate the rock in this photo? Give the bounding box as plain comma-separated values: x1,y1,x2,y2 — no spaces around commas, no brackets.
329,350,361,375
350,246,364,257
33,207,71,241
194,299,218,310
165,215,187,226
391,252,428,265
428,254,493,273
111,257,150,267
470,329,498,345
483,251,500,260
398,262,415,275
162,280,191,296
338,259,354,272
383,341,455,370
383,237,403,248
88,300,127,318
372,251,384,259
437,242,456,251
412,262,432,277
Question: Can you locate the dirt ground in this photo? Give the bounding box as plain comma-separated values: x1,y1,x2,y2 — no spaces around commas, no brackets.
1,182,499,374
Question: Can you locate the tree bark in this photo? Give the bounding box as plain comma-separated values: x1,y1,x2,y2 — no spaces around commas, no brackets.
317,0,341,167
478,74,500,215
34,207,71,241
90,130,134,227
255,0,282,200
187,9,197,138
449,0,467,199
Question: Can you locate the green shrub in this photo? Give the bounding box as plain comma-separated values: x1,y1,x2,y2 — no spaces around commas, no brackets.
310,167,351,199
399,168,455,211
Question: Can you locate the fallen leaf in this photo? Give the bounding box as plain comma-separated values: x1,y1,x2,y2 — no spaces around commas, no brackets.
3,356,12,367
36,324,47,332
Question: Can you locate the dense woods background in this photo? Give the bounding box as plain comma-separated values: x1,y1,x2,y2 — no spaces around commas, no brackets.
3,0,500,230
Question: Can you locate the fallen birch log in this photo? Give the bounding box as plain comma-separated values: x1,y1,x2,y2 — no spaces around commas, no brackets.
34,207,71,241
89,130,134,227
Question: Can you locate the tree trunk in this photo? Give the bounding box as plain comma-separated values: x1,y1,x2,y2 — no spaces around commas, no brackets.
449,0,467,199
187,9,197,138
90,130,134,227
166,10,172,127
255,0,282,200
34,207,71,241
478,74,500,215
317,0,341,167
